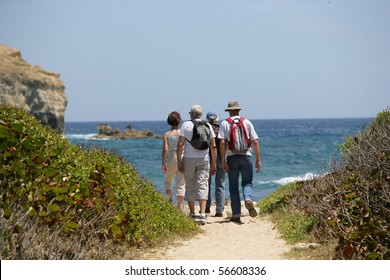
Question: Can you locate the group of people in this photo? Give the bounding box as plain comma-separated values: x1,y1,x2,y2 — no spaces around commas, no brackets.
161,100,261,225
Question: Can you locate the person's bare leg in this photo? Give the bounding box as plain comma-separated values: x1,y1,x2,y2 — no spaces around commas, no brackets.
177,195,184,205
165,189,172,202
199,199,207,215
198,199,207,225
188,201,195,214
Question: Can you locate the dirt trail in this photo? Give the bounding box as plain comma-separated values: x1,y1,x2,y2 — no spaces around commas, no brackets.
142,202,292,260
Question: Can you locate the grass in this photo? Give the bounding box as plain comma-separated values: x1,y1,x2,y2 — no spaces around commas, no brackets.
285,239,338,260
258,182,317,243
258,182,343,259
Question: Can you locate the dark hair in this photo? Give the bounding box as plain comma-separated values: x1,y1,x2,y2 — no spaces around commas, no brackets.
167,111,182,126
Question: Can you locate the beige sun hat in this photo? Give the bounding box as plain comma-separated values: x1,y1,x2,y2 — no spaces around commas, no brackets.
225,100,241,111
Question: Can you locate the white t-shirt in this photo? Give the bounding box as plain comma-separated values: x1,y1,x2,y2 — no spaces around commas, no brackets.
218,116,258,157
180,119,216,158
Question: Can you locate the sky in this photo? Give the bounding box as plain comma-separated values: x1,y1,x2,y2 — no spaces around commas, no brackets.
1,0,389,122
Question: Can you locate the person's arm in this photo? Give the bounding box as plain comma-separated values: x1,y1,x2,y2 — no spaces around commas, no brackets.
220,139,229,172
177,136,185,173
209,138,217,175
246,120,261,173
218,122,229,172
252,139,261,173
161,132,168,173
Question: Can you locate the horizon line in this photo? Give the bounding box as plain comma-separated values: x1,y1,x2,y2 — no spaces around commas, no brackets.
65,116,373,123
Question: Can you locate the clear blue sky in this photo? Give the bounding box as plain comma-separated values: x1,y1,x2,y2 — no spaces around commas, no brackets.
1,0,389,122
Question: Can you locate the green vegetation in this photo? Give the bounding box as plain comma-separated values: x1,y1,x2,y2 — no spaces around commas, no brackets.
258,109,390,260
0,105,199,259
277,211,317,244
257,182,297,214
258,182,318,244
2,104,388,260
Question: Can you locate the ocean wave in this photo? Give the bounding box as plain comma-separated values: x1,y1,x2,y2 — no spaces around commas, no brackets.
64,134,100,140
259,172,316,186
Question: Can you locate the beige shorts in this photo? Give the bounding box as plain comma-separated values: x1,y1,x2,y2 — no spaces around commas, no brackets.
182,157,210,201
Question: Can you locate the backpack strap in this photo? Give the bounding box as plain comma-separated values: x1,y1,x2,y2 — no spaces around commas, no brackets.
184,120,197,143
225,117,237,149
225,117,233,140
239,117,251,147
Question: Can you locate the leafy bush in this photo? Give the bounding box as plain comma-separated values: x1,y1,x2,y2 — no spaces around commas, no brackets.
258,109,389,259
0,105,199,259
292,109,390,259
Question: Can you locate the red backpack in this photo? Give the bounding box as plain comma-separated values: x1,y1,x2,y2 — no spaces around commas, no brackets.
226,117,251,152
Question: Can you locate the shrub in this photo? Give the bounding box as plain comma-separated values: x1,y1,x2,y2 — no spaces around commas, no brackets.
0,105,199,259
258,109,389,259
293,109,390,259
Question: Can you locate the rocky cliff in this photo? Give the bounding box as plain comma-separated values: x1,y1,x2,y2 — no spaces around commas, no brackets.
0,44,67,133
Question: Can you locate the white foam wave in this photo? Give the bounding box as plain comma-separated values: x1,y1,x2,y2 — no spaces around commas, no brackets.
259,172,316,186
64,134,98,140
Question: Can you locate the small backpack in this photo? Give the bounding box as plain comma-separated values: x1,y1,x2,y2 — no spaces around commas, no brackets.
186,120,210,150
226,117,251,152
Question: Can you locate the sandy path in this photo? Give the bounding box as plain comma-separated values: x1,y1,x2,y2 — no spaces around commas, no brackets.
142,202,292,260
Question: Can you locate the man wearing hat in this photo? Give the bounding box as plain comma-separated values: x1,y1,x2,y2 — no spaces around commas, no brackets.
218,100,261,223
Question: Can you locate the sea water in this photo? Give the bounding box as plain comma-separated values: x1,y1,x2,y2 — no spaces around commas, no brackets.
65,118,369,201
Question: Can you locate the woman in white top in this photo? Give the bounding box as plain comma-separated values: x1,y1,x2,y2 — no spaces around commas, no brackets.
161,111,185,209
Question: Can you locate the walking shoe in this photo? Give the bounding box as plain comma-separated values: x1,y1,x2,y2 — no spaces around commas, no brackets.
214,212,223,217
196,215,207,225
245,200,258,218
188,213,196,219
176,203,185,212
229,217,242,223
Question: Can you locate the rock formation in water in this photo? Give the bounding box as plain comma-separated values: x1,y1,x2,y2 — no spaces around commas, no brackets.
0,44,67,133
95,123,162,139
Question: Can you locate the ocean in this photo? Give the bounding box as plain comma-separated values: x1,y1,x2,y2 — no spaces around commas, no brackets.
65,118,370,201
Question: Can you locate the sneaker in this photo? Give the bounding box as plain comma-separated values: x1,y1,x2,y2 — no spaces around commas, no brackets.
176,203,185,212
188,213,196,219
197,215,207,225
229,217,242,223
245,200,258,218
214,212,223,217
